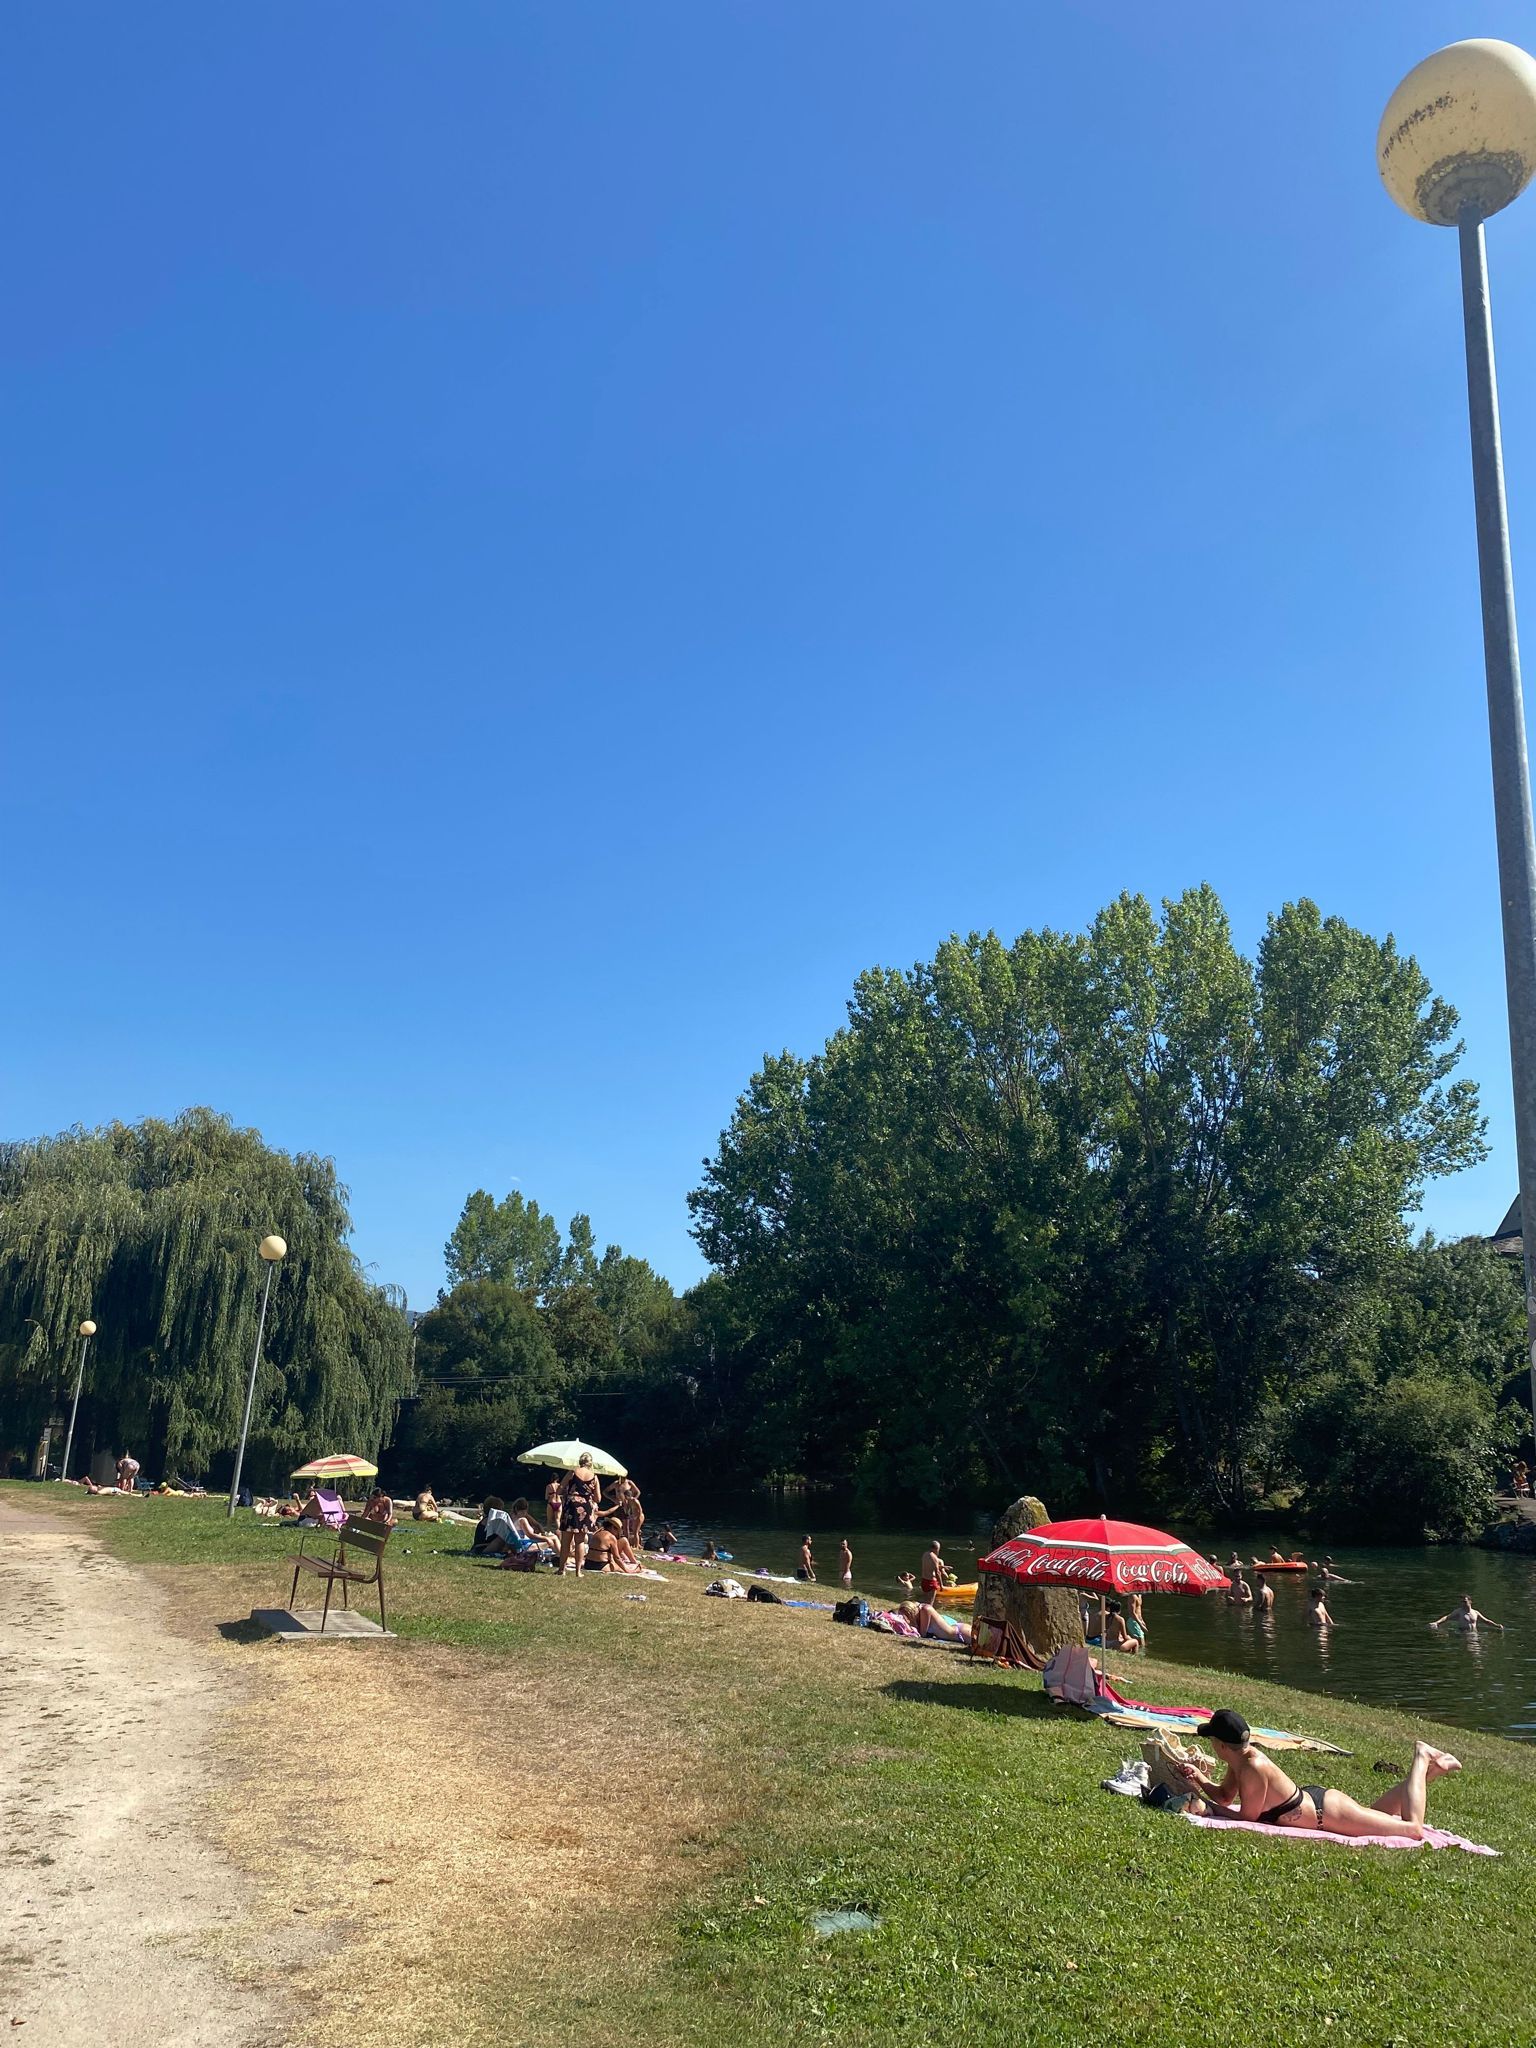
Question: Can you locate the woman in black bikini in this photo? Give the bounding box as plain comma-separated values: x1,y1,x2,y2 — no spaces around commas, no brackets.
1176,1708,1460,1840
558,1454,603,1576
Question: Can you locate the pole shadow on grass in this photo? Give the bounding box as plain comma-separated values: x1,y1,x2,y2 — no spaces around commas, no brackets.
881,1678,1062,1718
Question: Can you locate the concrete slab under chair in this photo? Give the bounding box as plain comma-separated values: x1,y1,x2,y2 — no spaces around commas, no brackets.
250,1606,396,1643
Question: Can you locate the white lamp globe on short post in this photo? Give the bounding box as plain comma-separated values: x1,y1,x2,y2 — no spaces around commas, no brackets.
227,1235,287,1517
59,1319,97,1484
1379,40,1536,1459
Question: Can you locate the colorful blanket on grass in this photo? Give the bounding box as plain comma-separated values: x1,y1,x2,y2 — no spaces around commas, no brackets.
1092,1682,1351,1755
1185,1812,1497,1855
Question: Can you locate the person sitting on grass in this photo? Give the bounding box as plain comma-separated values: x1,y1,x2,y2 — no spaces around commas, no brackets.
362,1487,396,1527
1102,1600,1141,1654
413,1488,441,1521
897,1600,969,1644
596,1515,644,1571
584,1518,624,1572
1175,1708,1459,1840
296,1487,346,1529
472,1496,517,1555
1431,1592,1504,1634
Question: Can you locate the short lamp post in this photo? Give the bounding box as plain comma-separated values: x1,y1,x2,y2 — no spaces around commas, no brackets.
59,1319,97,1483
227,1235,287,1517
1379,40,1536,1455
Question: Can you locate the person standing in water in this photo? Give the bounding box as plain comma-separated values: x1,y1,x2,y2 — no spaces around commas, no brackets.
1307,1586,1335,1628
837,1538,853,1588
797,1535,816,1581
1431,1592,1504,1633
1125,1591,1147,1648
1255,1576,1275,1614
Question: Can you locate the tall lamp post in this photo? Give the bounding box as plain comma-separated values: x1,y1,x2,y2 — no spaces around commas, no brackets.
227,1234,287,1516
59,1319,97,1483
1379,40,1536,1454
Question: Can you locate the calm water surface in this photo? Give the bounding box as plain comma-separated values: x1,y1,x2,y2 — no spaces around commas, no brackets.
657,1507,1536,1743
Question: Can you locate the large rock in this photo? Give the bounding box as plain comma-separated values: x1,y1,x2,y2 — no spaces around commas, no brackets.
972,1494,1083,1663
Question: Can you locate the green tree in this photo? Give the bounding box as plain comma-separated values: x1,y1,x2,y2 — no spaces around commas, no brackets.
443,1190,563,1297
690,889,1489,1518
394,1279,568,1497
0,1108,411,1485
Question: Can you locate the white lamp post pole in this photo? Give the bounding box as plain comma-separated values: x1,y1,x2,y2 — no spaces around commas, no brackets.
1380,41,1536,1457
227,1235,287,1516
59,1319,97,1483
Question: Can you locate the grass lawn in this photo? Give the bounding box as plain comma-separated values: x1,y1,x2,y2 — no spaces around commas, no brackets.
13,1481,1536,2048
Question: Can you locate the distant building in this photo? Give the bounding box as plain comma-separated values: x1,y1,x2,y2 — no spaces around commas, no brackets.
1491,1196,1523,1257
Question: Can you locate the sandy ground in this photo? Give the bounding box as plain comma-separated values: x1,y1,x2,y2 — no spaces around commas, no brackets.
0,1502,287,2046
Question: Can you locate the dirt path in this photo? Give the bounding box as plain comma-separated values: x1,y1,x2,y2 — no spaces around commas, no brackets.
0,1502,286,2046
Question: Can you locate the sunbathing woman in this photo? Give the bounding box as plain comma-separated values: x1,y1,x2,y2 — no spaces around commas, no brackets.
897,1600,969,1644
1176,1708,1459,1841
413,1488,441,1522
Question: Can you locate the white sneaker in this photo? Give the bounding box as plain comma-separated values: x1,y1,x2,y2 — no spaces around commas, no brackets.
1101,1759,1151,1797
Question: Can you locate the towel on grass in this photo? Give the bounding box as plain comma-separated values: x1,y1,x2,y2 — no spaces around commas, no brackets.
1096,1705,1351,1755
1184,1812,1497,1855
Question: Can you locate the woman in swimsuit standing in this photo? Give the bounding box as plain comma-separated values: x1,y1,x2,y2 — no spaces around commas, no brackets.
1176,1708,1459,1841
558,1454,603,1576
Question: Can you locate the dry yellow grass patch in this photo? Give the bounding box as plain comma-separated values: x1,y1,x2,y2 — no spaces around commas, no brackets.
148,1566,733,2048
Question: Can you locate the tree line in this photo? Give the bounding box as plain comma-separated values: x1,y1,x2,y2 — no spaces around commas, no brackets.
0,888,1525,1537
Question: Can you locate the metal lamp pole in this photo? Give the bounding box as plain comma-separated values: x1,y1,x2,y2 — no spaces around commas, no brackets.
228,1235,287,1516
59,1319,97,1483
1380,40,1536,1453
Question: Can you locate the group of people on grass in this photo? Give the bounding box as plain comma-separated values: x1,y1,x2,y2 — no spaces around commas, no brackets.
468,1458,652,1577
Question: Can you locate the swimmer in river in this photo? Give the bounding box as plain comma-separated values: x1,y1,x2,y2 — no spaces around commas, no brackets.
1307,1586,1335,1628
1312,1555,1357,1585
838,1537,854,1588
1255,1576,1275,1614
1430,1592,1504,1634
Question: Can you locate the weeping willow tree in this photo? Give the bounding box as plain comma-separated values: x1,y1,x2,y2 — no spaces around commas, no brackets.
0,1108,412,1484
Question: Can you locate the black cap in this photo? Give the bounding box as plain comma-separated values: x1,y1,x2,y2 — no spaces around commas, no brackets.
1195,1709,1250,1745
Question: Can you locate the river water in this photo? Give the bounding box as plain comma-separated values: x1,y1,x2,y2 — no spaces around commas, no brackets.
656,1509,1536,1744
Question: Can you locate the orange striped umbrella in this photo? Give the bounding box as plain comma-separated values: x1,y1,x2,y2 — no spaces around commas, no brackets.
290,1454,378,1479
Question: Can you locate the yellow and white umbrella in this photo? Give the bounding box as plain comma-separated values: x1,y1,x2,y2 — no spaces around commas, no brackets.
291,1454,379,1480
517,1439,626,1477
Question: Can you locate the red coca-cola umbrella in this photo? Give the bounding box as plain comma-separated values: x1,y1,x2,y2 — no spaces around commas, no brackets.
978,1516,1230,1685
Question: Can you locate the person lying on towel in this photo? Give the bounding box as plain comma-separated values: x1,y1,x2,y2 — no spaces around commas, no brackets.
1175,1709,1460,1841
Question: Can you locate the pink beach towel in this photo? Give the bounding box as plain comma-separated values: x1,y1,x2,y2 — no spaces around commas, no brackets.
1184,1812,1498,1856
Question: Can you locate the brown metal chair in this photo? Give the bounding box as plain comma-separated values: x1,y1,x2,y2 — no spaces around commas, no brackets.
287,1515,391,1632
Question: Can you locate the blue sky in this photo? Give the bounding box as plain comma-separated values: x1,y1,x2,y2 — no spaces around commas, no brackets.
8,2,1536,1304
